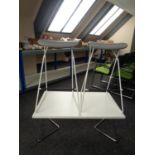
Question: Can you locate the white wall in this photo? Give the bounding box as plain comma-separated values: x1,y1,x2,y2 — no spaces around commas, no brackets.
19,16,35,42
19,0,42,41
109,16,135,55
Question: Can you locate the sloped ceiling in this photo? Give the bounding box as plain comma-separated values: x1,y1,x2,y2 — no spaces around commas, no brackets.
19,0,134,41
19,0,42,20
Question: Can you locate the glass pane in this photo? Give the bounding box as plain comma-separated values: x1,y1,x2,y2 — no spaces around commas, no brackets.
48,0,81,32
62,0,95,33
90,5,123,35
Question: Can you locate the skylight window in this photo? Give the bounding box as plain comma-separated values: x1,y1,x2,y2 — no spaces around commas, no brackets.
48,0,95,33
90,5,124,35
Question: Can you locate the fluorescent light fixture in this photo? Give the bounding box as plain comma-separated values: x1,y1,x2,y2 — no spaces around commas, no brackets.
48,0,81,32
48,0,95,33
62,0,95,33
90,5,124,35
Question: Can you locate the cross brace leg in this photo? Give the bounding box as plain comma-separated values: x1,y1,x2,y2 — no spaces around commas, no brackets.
94,120,117,142
35,120,60,144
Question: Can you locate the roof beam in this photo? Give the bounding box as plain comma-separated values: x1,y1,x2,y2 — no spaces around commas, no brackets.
78,2,113,40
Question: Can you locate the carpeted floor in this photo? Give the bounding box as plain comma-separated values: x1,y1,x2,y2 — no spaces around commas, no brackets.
19,72,135,155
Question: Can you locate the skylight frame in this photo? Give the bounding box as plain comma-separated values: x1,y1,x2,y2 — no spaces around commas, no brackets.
90,5,124,36
48,0,96,33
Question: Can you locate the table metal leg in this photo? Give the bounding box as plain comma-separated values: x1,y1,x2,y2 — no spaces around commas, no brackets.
35,120,60,144
94,120,117,142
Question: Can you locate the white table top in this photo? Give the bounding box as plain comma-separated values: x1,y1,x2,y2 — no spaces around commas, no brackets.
88,41,127,50
38,39,81,48
32,91,125,119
